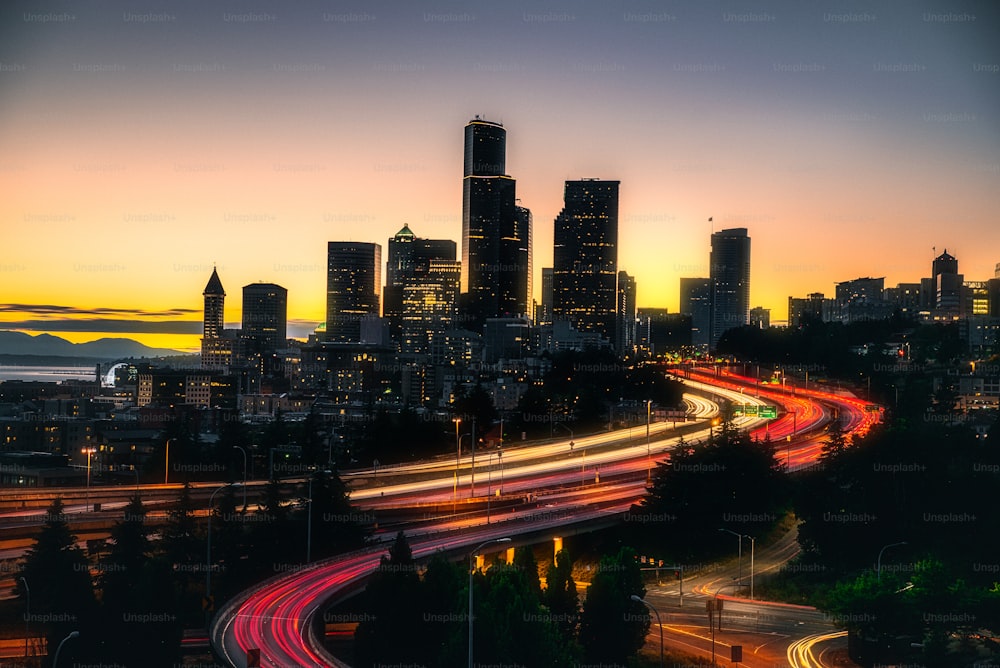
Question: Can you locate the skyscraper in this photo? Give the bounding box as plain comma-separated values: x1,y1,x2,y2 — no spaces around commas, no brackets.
552,179,620,346
201,267,234,370
709,227,751,348
538,267,554,325
326,242,381,342
461,117,529,326
384,225,456,341
679,277,712,348
932,249,962,311
617,271,637,355
242,282,288,354
203,267,225,340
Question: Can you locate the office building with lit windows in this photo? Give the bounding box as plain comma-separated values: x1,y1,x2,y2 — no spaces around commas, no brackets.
326,242,382,343
461,117,530,327
384,225,457,342
552,179,620,347
709,227,751,348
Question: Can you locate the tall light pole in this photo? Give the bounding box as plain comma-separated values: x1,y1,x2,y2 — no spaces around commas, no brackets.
232,446,248,510
455,434,471,510
646,399,652,486
718,528,743,590
745,534,755,600
631,595,664,668
877,541,907,581
19,577,28,658
306,470,330,563
470,416,476,498
469,537,511,668
82,447,96,512
164,438,173,485
206,482,239,606
497,449,503,495
53,630,79,668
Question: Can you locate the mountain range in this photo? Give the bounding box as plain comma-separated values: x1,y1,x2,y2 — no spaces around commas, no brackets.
0,330,185,360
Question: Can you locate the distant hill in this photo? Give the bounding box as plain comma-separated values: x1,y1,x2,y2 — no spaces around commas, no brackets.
0,330,185,360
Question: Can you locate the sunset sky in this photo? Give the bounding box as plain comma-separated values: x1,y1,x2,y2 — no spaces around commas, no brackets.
2,0,998,353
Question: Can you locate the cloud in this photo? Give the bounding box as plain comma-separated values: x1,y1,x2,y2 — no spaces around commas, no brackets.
0,303,199,318
1,320,203,334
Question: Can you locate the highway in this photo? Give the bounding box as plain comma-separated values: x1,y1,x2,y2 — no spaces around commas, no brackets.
209,375,868,667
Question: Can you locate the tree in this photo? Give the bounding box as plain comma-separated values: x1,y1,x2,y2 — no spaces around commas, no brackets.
97,494,181,666
819,418,849,462
297,469,368,560
18,498,97,661
543,549,579,641
578,546,649,664
354,532,424,667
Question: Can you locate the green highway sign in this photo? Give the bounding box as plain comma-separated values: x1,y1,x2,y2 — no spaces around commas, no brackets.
743,404,758,416
759,406,777,419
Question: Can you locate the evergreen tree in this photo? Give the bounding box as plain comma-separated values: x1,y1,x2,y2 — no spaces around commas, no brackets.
354,532,423,666
578,546,649,664
543,549,579,640
97,494,181,666
18,498,97,662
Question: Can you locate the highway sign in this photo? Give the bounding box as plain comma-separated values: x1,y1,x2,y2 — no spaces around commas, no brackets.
759,406,777,419
743,404,758,416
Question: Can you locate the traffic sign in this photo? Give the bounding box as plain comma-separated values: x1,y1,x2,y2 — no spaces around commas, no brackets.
246,648,260,667
759,406,777,419
731,645,743,662
202,595,215,612
743,404,758,416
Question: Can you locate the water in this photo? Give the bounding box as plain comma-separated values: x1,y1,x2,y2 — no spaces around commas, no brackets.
0,365,98,383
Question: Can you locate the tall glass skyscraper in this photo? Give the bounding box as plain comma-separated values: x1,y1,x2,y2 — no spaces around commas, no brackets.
326,241,381,342
552,179,620,346
709,227,751,348
461,117,530,327
384,225,456,342
242,282,287,353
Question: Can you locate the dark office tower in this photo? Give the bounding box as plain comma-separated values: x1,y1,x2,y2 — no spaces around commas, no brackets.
242,282,287,353
501,203,532,317
384,225,456,341
932,249,962,311
709,227,751,349
617,271,637,354
538,267,554,325
326,242,381,342
552,179,620,347
203,267,225,340
461,117,525,326
680,277,712,348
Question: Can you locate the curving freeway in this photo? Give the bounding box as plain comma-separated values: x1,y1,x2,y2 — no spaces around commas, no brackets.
209,372,869,667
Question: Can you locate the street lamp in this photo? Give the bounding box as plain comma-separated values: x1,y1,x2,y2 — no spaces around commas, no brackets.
164,438,173,485
877,541,907,582
232,446,248,510
307,470,331,563
455,434,471,508
53,630,79,668
206,482,241,606
718,528,743,590
646,399,652,486
19,577,28,658
469,537,511,668
82,447,96,512
631,595,664,668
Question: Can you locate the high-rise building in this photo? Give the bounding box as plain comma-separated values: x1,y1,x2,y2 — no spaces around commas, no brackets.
617,271,637,354
461,117,529,326
242,282,288,367
552,179,620,347
679,277,712,348
384,225,456,341
203,267,225,340
201,267,235,370
326,242,381,342
932,249,963,311
400,259,461,357
835,277,890,322
538,267,554,326
709,228,751,348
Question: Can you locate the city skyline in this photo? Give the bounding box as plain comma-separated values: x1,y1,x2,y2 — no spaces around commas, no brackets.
2,0,998,352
